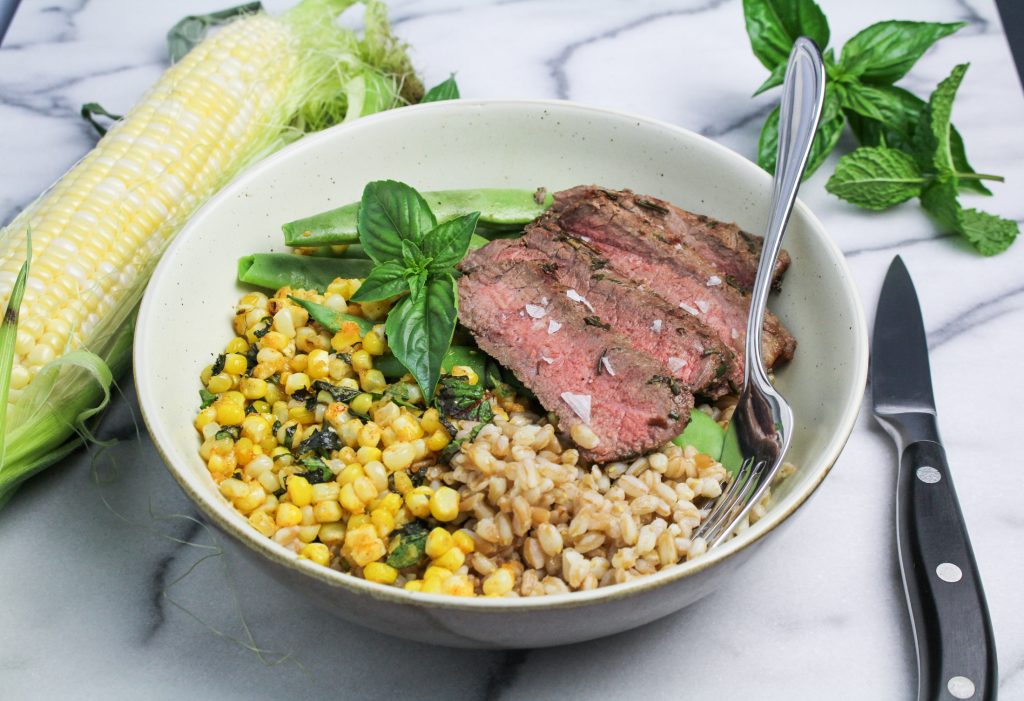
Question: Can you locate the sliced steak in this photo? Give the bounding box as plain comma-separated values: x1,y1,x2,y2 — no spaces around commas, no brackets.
457,256,692,462
539,189,796,369
462,233,739,397
550,185,790,291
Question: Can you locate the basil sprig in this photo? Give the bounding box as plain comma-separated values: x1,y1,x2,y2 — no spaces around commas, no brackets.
350,180,480,397
743,0,1016,255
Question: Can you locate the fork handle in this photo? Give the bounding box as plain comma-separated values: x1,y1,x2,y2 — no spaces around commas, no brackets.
897,440,997,701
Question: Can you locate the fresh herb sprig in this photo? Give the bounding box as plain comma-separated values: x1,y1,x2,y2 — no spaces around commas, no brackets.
744,0,1017,255
350,180,480,398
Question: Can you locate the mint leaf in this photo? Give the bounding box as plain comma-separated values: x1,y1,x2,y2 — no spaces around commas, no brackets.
759,85,844,178
385,273,458,398
915,63,969,176
958,209,1019,256
357,180,437,265
742,0,830,72
422,212,479,272
349,261,409,302
921,178,1018,256
949,125,993,196
826,147,925,210
421,75,460,103
838,21,964,85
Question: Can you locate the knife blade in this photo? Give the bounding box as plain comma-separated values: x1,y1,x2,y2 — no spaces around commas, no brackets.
872,256,998,701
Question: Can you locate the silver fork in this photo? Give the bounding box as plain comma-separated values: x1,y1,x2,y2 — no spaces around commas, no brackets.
694,37,825,549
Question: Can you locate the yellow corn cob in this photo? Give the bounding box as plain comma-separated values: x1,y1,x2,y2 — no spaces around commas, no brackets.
0,0,422,505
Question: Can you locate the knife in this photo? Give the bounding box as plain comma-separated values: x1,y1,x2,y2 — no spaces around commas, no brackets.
872,256,998,701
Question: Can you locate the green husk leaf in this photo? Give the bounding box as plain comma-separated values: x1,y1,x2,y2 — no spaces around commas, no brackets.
79,102,124,138
825,147,925,210
343,69,400,122
0,236,31,460
167,2,263,63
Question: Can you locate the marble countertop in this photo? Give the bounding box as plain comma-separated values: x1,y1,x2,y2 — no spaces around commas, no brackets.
2,0,1023,698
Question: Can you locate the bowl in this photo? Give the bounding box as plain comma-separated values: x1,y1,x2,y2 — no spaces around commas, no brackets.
134,99,868,648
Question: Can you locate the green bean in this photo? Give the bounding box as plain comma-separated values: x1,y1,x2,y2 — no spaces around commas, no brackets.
672,409,726,461
237,254,372,293
288,296,374,334
282,189,554,247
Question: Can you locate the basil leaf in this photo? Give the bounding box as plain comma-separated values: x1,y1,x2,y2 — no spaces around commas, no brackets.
752,62,786,97
288,296,373,334
838,82,892,122
385,273,458,399
825,147,925,210
357,180,437,265
838,21,965,85
401,239,424,269
758,85,844,178
421,75,460,103
422,212,480,272
349,261,409,303
742,0,830,71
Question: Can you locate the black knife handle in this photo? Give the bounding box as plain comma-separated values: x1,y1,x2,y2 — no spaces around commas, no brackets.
898,440,997,701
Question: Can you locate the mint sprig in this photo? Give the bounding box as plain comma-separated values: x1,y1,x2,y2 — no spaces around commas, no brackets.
744,0,1016,255
350,180,478,397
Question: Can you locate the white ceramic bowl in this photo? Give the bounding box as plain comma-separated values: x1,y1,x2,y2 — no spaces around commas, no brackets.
135,99,867,648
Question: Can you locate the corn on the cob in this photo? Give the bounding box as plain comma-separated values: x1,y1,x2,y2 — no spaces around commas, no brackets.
0,0,422,505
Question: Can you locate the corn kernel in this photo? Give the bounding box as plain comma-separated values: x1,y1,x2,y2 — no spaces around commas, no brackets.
344,524,386,566
420,577,443,594
219,478,248,500
424,566,452,582
206,373,232,394
288,406,316,424
425,528,454,559
358,422,381,448
379,492,403,514
451,365,479,385
337,463,364,486
248,510,276,538
225,336,249,354
214,400,245,426
363,460,388,493
239,377,267,400
392,471,414,495
223,353,248,375
200,364,214,385
429,486,460,522
331,322,362,351
441,574,474,597
452,530,476,554
360,368,387,393
241,414,270,443
482,567,515,596
392,415,424,442
363,562,398,584
382,442,416,471
299,543,331,567
276,502,303,527
319,523,347,544
370,508,395,537
405,491,431,519
311,482,340,503
285,372,311,395
404,580,424,592
339,483,364,513
351,349,373,372
306,348,330,380
356,446,382,465
223,390,246,406
287,475,313,507
432,546,465,572
425,429,450,452
261,331,289,351
314,500,343,523
349,393,373,417
362,330,386,356
352,475,377,503
420,408,442,434
233,437,255,465
194,406,217,432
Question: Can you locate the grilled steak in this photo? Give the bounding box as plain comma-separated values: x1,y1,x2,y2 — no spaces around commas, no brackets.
539,188,796,369
549,185,790,291
462,233,739,397
457,257,692,462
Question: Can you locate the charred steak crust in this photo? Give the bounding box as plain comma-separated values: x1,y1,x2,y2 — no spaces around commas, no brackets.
539,187,796,369
456,256,692,462
468,231,739,397
549,185,791,291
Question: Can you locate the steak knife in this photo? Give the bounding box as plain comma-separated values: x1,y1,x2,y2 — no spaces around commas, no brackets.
872,256,997,701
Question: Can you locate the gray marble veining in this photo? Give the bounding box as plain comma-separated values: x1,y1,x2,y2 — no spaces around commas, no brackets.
1,0,1022,698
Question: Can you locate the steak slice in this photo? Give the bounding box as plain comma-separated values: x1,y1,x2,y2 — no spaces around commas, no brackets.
457,256,692,462
540,188,796,370
462,233,739,397
550,185,790,291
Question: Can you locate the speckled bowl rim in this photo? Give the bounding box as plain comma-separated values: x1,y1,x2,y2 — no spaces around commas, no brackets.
135,98,868,613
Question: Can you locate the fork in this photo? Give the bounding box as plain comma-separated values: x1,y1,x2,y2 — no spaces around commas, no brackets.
694,37,825,549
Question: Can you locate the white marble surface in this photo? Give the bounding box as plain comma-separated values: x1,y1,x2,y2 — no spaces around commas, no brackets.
1,0,1023,698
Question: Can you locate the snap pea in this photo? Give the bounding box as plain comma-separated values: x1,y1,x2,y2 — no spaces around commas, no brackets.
237,254,372,293
375,345,490,380
282,188,554,247
305,244,371,259
672,409,726,461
